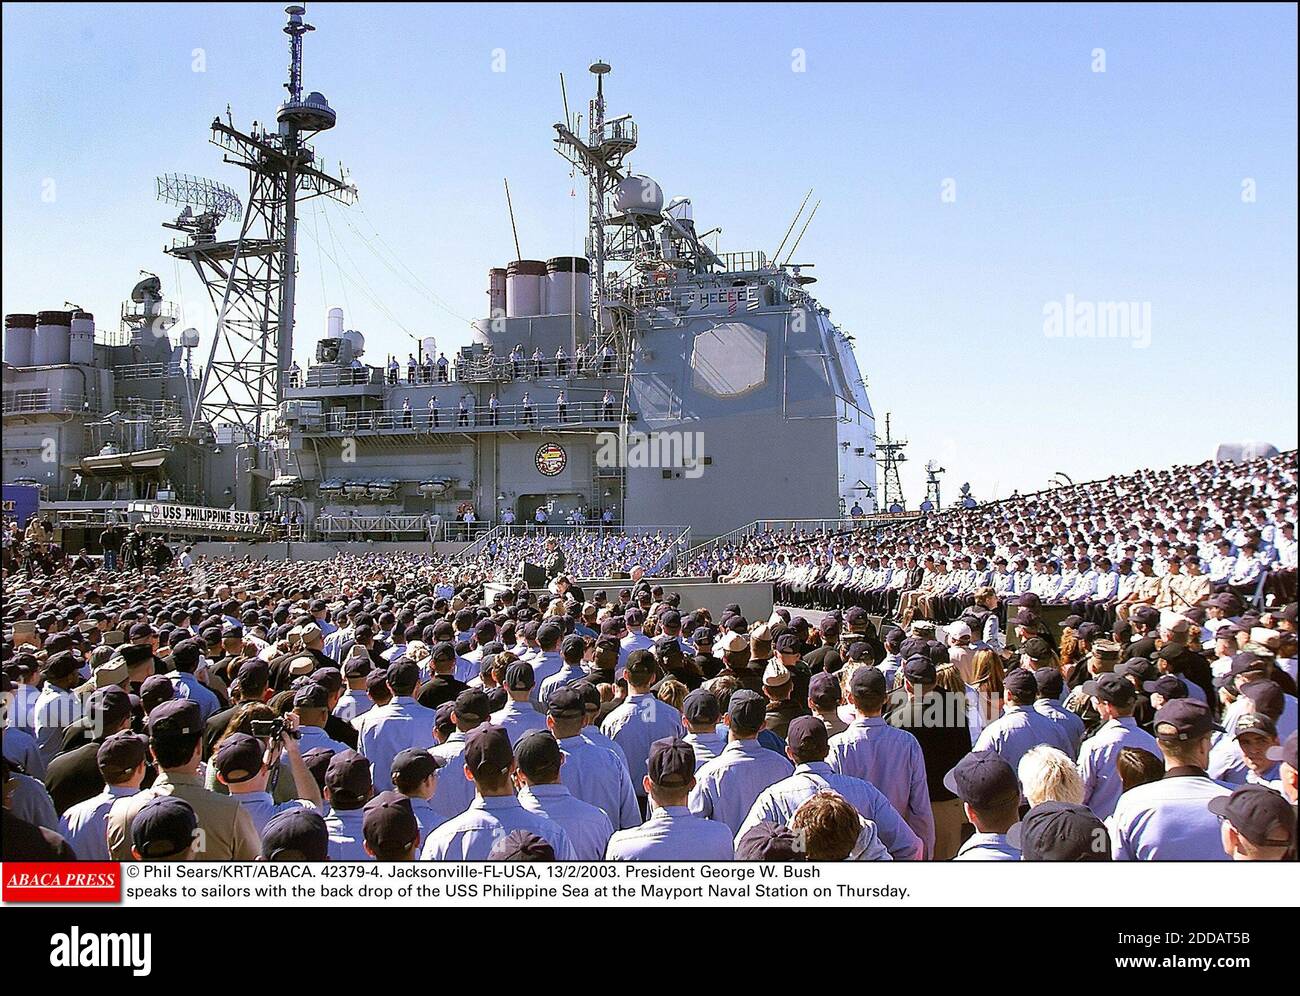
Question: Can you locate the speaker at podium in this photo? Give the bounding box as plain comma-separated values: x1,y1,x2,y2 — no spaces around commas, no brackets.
521,562,546,589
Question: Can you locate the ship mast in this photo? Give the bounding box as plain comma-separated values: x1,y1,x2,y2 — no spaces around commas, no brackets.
552,61,635,352
172,3,356,441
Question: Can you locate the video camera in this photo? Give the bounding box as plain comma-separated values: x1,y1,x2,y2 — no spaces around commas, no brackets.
250,718,301,741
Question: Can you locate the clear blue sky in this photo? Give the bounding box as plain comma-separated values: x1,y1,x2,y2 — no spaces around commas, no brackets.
4,2,1296,503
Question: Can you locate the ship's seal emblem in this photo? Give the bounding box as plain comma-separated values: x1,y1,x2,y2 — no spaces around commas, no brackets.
535,443,566,477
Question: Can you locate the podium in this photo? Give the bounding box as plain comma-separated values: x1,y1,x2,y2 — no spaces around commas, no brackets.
521,562,546,589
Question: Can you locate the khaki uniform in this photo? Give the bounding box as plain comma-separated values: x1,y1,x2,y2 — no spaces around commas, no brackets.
106,770,260,861
1175,573,1210,607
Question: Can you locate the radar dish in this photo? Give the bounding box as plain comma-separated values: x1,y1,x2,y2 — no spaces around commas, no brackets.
131,275,162,304
155,173,243,224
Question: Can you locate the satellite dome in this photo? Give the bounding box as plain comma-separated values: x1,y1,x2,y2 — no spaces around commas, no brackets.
614,175,664,216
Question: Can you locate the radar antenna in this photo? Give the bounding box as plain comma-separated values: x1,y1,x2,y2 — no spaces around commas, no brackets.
873,413,909,512
167,3,356,441
924,460,946,511
157,174,243,242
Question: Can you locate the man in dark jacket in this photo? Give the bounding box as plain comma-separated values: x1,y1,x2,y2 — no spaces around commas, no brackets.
889,655,973,861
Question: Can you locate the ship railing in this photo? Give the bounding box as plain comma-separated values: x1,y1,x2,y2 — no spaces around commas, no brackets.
119,299,179,326
649,526,692,575
317,513,432,537
293,365,382,389
263,521,306,542
2,390,88,415
598,116,637,151
306,400,626,435
454,523,504,559
715,250,770,273
378,362,448,386
114,361,183,381
121,396,183,419
451,355,623,384
439,520,493,544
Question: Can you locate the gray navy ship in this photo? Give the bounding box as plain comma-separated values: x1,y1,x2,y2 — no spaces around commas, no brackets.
1,4,878,551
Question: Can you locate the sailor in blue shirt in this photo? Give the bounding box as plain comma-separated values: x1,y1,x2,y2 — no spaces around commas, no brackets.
33,652,84,762
618,609,654,674
490,660,550,744
829,665,935,857
429,689,493,818
527,623,566,707
575,681,629,767
1075,673,1159,820
1032,670,1086,757
166,639,222,722
1223,670,1297,743
461,619,499,677
602,650,685,805
420,725,576,860
876,630,904,688
381,627,409,666
974,667,1075,772
606,736,734,860
214,729,322,836
944,751,1023,860
538,634,589,703
547,687,641,828
291,682,353,755
334,654,377,728
736,716,923,859
323,750,376,860
358,660,438,792
359,791,423,860
689,689,794,834
1,722,44,781
390,747,447,838
514,730,614,860
681,688,729,768
1209,712,1283,787
1208,783,1296,860
58,731,146,861
1111,699,1232,860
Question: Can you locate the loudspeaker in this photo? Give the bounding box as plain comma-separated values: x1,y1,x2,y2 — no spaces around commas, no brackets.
522,562,546,589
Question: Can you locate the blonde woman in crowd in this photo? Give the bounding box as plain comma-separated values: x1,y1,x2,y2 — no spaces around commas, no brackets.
969,649,1005,730
934,663,984,743
1018,745,1085,807
656,678,688,713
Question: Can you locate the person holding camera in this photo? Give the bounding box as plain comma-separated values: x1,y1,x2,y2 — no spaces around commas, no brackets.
212,714,323,837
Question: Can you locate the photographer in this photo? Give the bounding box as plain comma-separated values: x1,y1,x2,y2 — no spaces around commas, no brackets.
212,713,323,836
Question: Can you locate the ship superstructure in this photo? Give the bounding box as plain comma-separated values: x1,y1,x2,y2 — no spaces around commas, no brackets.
2,5,878,547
